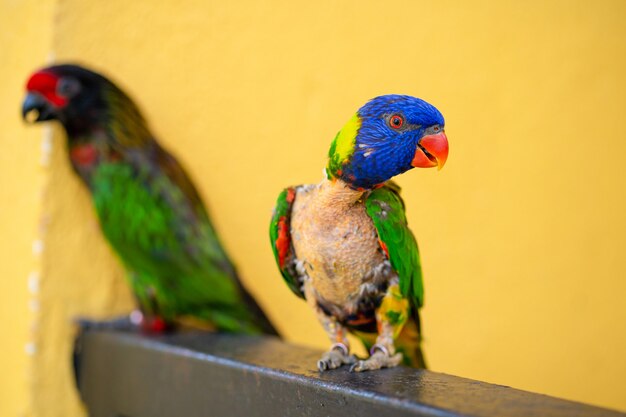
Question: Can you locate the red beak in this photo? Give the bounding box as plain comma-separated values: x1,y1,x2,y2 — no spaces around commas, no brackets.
411,131,449,170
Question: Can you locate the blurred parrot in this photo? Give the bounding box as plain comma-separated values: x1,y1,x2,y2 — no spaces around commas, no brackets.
270,95,448,371
22,64,278,336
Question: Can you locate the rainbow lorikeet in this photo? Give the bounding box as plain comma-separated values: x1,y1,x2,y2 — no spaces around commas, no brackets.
22,64,277,336
270,95,448,371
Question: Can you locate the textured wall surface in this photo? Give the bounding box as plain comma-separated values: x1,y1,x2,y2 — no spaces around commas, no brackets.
1,0,626,415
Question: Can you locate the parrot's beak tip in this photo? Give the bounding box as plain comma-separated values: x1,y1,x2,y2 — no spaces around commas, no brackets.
23,108,40,124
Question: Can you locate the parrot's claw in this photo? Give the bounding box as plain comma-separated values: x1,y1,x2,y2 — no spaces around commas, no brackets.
349,350,402,372
317,344,357,371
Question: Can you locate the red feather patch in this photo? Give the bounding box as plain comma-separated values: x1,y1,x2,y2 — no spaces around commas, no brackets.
26,71,67,107
141,316,168,333
70,144,98,167
378,239,389,258
276,216,291,268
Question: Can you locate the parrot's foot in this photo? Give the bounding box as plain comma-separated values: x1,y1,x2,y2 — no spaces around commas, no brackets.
349,345,402,372
317,343,357,371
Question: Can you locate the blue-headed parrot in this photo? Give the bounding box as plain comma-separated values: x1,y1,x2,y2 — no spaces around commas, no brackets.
270,95,448,371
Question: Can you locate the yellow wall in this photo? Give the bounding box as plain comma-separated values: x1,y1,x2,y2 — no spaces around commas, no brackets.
1,0,625,414
0,1,55,416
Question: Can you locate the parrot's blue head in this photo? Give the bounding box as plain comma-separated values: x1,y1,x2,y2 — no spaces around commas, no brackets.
326,95,449,189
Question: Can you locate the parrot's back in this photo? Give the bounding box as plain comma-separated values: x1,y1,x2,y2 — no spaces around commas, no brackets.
83,135,277,335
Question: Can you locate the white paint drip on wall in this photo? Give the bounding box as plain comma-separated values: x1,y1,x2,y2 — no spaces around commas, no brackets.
25,121,56,381
40,126,54,167
31,240,44,256
28,299,40,313
27,271,40,294
24,343,37,356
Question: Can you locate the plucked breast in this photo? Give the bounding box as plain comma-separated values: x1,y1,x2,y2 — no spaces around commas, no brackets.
290,185,389,307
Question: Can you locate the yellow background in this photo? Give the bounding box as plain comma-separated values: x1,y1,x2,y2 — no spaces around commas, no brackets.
1,0,625,415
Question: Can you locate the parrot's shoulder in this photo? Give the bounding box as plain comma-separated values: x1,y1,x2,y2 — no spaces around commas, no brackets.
270,185,311,299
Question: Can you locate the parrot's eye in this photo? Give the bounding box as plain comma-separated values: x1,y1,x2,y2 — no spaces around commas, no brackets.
433,125,440,132
389,114,404,129
57,77,81,98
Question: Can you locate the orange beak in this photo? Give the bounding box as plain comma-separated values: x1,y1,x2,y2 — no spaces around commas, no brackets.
411,131,449,170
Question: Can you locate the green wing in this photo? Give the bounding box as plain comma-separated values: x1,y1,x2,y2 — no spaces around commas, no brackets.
269,187,305,299
92,163,239,309
365,182,424,308
90,152,275,334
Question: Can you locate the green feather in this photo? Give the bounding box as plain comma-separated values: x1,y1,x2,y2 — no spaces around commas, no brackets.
269,187,304,299
365,182,424,308
90,161,265,332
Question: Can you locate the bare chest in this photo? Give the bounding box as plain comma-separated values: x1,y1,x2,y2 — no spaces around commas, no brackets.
290,183,390,310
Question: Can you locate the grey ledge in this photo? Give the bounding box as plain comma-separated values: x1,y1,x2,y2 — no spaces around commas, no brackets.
75,330,624,417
